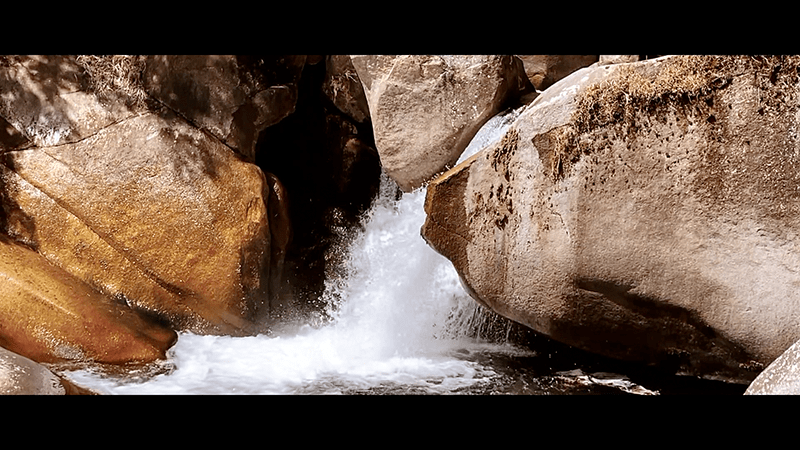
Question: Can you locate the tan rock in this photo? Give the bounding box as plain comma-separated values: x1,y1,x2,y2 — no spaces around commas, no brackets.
0,55,139,150
351,55,532,192
0,237,177,365
143,55,306,161
422,55,800,383
2,107,272,335
0,345,98,394
599,55,640,65
0,345,66,395
323,55,370,123
0,55,279,336
516,55,598,91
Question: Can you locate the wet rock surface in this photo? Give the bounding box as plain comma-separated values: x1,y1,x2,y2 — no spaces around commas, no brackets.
0,56,305,375
746,337,800,394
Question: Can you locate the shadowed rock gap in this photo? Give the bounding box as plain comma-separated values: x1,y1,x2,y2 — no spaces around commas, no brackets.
255,58,383,321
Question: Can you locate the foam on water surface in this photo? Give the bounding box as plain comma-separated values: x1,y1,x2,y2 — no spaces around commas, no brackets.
63,104,660,395
64,169,529,394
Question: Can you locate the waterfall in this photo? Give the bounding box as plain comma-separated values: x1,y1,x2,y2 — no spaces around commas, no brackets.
62,106,533,395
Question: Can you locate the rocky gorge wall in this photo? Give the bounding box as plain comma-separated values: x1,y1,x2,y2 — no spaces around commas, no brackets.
0,55,382,392
3,54,798,393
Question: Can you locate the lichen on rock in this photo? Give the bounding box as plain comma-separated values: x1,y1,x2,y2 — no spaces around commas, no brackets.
422,55,800,383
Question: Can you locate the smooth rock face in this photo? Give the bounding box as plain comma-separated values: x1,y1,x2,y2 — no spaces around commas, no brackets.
0,55,277,337
351,55,532,192
0,237,177,365
422,55,800,383
1,109,272,335
0,345,65,395
745,338,800,394
516,55,599,91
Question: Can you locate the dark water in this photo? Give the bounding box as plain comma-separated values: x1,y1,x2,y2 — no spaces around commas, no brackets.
335,336,749,396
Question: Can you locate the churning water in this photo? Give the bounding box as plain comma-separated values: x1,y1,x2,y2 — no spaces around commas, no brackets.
63,173,537,395
61,107,531,395
62,106,738,395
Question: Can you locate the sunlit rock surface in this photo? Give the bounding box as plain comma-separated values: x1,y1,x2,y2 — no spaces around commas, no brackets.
0,345,66,395
746,338,800,394
1,109,272,335
351,55,533,192
143,55,306,162
0,55,280,337
423,55,800,383
0,237,177,365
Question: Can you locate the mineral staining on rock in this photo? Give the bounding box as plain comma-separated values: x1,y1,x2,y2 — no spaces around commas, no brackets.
422,55,800,383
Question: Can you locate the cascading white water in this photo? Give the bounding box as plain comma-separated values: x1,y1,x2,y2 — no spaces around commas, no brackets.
62,107,534,395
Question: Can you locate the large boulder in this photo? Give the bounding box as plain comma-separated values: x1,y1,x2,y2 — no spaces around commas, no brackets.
142,55,306,162
0,237,177,365
350,55,533,192
0,55,280,337
1,108,273,335
422,55,800,383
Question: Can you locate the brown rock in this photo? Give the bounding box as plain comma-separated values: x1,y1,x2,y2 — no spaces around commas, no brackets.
264,172,292,312
351,55,533,192
0,237,177,365
306,55,324,66
422,55,800,383
143,55,306,161
516,55,598,91
1,107,272,335
599,55,640,66
0,55,279,335
0,55,139,150
322,55,370,124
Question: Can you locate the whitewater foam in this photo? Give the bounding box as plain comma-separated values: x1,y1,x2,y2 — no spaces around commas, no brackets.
62,105,535,395
65,174,530,394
